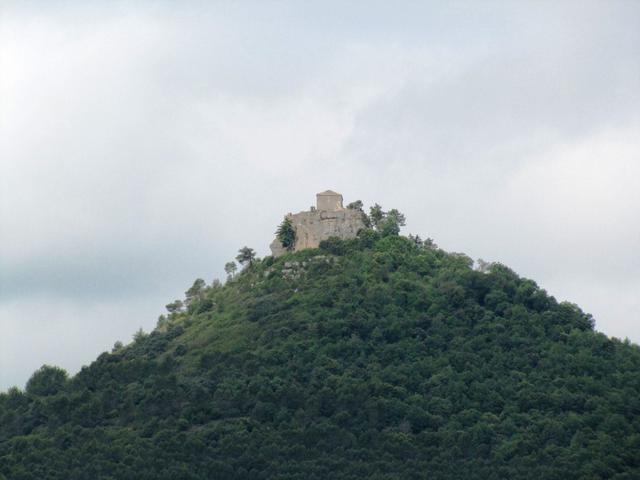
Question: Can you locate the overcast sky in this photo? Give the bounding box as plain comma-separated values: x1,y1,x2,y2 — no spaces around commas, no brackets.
1,1,639,391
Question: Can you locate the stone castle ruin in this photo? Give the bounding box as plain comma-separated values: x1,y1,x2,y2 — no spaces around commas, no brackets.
270,190,366,257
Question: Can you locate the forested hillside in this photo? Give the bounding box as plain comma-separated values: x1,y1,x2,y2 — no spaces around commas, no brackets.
1,229,639,479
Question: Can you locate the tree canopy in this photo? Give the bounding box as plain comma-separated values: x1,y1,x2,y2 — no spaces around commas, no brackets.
1,230,639,479
236,246,256,267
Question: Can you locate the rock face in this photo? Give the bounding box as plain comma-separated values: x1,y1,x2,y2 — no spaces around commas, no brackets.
270,191,366,257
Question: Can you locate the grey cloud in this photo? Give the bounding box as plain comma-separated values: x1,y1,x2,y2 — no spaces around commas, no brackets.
1,1,639,390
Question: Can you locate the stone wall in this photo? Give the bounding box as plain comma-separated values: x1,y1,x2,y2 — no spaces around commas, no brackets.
270,192,365,257
316,190,344,211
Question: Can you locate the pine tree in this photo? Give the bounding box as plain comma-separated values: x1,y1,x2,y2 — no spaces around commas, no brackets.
275,217,296,251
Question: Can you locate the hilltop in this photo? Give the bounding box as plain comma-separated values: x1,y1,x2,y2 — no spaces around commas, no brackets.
1,217,640,479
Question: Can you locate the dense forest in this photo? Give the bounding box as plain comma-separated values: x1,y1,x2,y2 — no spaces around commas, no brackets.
1,213,640,479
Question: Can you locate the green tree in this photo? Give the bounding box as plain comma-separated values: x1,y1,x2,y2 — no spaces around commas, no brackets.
25,365,68,396
165,299,184,314
369,203,385,229
185,278,206,303
275,217,296,251
380,208,406,236
408,234,423,246
156,314,168,329
423,237,438,249
236,246,256,267
224,261,238,280
387,209,406,227
133,327,147,342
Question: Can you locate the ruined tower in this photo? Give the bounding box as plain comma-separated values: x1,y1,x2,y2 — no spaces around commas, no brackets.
315,190,344,211
270,191,365,257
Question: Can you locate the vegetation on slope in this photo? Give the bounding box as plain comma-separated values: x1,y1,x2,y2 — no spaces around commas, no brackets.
1,223,640,479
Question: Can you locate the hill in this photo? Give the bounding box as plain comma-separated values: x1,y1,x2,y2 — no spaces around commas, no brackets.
1,231,640,479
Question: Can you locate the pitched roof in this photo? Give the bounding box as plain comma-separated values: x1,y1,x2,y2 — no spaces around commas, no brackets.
317,190,342,196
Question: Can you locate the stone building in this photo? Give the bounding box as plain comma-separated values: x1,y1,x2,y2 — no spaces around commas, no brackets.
270,190,366,257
